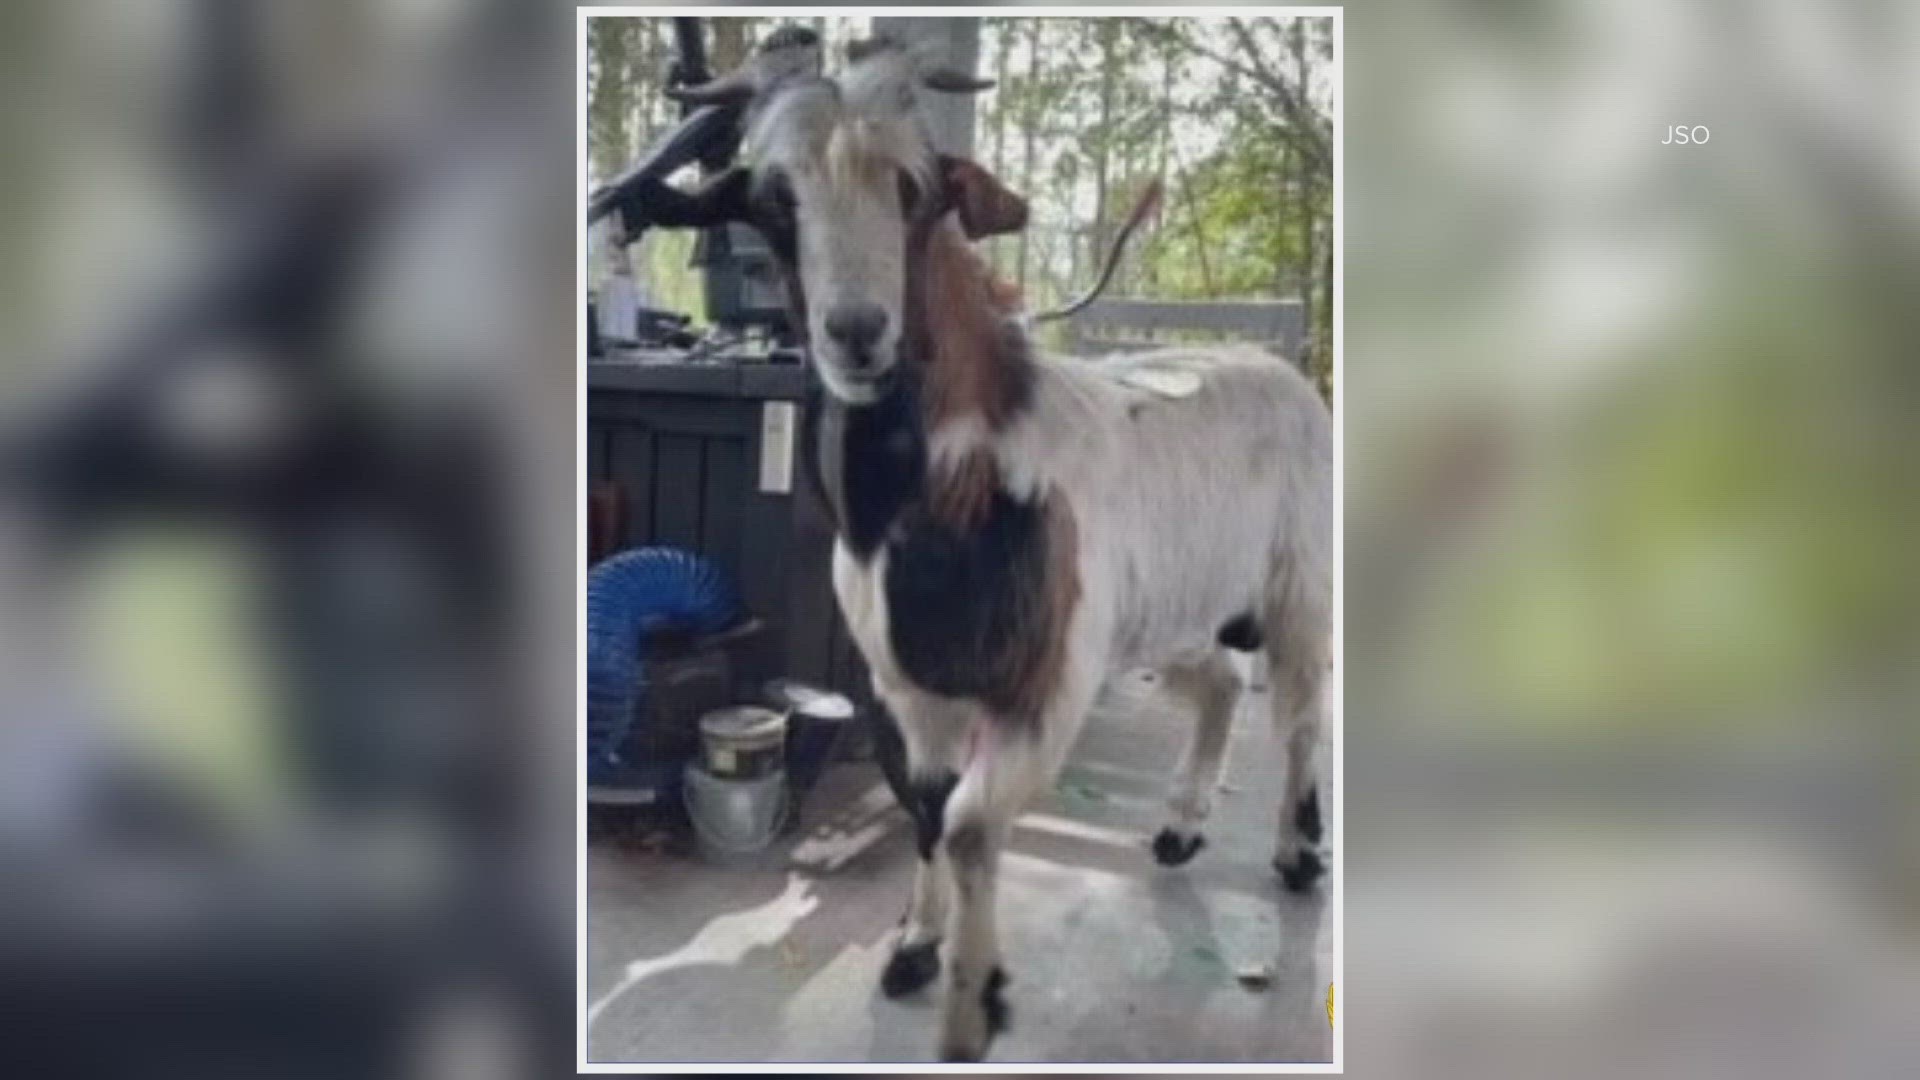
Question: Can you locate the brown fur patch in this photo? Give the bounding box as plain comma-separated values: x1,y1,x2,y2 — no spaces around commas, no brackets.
986,276,1024,310
913,222,1031,432
909,222,1032,531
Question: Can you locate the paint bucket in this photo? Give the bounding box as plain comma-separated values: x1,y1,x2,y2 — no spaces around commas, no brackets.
697,705,787,781
682,761,787,859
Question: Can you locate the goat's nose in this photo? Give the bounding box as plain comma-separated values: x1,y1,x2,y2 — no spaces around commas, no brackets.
823,302,888,354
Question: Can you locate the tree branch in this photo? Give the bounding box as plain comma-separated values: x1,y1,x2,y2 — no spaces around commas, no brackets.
1141,19,1330,173
1226,18,1332,168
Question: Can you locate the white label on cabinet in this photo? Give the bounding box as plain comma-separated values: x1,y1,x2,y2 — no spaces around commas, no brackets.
758,400,796,494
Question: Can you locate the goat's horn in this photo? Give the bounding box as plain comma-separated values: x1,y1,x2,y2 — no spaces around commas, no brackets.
666,25,823,108
921,69,995,93
664,71,757,108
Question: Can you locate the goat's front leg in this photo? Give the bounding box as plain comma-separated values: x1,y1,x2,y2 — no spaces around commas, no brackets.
872,689,973,998
935,677,1097,1061
1151,649,1243,866
933,742,1027,1062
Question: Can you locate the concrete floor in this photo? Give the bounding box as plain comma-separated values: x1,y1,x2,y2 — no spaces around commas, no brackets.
585,665,1334,1065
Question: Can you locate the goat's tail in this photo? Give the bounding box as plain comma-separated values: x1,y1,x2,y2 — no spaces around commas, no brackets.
1029,179,1165,324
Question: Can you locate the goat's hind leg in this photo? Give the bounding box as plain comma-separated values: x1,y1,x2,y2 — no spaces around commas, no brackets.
1268,634,1331,892
1151,648,1243,866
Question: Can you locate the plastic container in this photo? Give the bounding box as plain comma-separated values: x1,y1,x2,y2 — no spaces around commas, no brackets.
765,680,856,795
682,762,788,859
698,705,787,780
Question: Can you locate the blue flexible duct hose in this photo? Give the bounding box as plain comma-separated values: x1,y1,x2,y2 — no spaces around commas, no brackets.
586,547,743,786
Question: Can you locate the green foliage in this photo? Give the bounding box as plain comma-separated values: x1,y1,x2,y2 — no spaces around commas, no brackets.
979,17,1335,388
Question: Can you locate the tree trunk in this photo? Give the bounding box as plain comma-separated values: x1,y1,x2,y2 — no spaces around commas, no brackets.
873,17,980,155
587,20,637,182
1318,208,1333,388
1176,163,1215,295
1090,21,1118,289
1273,133,1292,296
710,17,750,73
632,20,656,146
1014,19,1041,290
1288,24,1314,334
990,20,1013,177
987,19,1014,278
1150,35,1175,294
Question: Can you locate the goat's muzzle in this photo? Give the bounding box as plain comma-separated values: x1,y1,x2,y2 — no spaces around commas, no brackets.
824,302,889,362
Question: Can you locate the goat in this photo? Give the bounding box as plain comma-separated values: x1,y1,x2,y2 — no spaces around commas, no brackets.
646,36,1332,1062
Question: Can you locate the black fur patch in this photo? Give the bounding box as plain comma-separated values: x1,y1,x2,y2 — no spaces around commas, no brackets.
816,389,925,560
911,772,959,860
982,966,1010,1034
866,703,914,815
1151,827,1206,866
944,821,989,872
880,940,941,998
1277,849,1326,893
1217,612,1264,652
1295,786,1323,844
883,490,1056,722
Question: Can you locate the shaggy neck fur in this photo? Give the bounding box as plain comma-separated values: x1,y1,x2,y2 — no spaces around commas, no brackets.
897,217,1033,529
907,220,1031,435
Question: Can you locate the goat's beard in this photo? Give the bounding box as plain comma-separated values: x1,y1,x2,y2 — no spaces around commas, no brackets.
814,356,896,406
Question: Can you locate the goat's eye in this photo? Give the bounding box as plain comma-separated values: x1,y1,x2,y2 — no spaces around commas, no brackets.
897,170,923,211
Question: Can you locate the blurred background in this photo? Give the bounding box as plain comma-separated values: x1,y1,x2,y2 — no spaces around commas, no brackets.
1343,1,1920,1076
2,0,1917,1077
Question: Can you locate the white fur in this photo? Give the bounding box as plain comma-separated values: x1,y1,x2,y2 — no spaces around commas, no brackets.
999,345,1333,668
926,414,992,473
836,344,1333,1061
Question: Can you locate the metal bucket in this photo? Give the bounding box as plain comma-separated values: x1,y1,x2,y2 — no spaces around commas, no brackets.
682,762,787,859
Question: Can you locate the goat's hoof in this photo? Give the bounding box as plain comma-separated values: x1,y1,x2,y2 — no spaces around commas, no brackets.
1152,827,1206,866
1276,849,1326,893
937,968,1008,1062
881,940,941,998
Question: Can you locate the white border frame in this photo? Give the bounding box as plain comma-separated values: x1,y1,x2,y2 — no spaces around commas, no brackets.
577,8,1343,1073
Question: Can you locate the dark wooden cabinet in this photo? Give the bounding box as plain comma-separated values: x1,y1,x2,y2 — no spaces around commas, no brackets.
587,358,870,704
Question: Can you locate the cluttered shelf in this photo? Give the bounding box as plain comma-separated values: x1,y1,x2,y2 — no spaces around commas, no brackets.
587,352,810,399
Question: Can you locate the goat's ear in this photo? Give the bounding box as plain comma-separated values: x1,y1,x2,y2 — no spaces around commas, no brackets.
940,155,1027,239
637,166,752,229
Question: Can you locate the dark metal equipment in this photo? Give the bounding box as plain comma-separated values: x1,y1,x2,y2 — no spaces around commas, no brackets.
694,223,790,336
586,17,807,353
